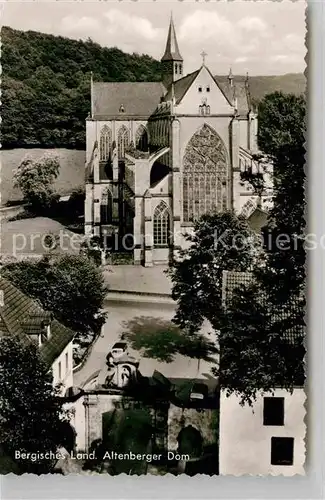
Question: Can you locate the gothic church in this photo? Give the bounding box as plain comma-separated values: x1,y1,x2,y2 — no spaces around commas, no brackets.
85,16,269,266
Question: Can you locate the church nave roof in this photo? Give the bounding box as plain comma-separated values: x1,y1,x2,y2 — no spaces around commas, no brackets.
92,81,166,119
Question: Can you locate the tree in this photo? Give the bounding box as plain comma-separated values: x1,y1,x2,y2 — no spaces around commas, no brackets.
168,93,306,405
121,316,217,363
14,153,60,213
219,92,306,404
257,92,306,300
0,336,67,474
1,255,108,348
1,26,162,149
167,211,259,335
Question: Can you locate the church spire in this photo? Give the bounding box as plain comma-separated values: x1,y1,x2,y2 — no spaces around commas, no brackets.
161,13,183,62
161,15,183,89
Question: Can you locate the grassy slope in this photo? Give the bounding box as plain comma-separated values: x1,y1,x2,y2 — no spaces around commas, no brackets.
1,149,85,205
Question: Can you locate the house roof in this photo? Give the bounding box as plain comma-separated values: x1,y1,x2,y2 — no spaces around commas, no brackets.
92,82,165,119
222,270,253,310
221,270,304,345
247,207,269,233
0,277,75,369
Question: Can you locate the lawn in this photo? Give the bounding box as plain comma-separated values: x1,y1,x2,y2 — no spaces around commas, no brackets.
1,148,85,206
1,217,83,257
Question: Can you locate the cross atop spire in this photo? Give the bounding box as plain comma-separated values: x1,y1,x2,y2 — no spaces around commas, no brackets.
161,14,183,62
201,50,207,66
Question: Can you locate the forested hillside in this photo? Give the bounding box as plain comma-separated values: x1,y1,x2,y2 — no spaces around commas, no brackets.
2,26,161,149
2,26,305,150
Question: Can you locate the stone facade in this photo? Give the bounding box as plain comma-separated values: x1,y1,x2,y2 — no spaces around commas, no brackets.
167,404,217,452
84,17,272,266
71,391,218,461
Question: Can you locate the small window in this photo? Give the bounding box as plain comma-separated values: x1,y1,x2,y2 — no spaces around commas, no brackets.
271,437,294,466
175,64,178,74
58,361,62,380
179,65,182,75
206,86,210,92
199,104,210,116
198,86,202,92
65,352,69,373
119,104,125,113
263,397,284,426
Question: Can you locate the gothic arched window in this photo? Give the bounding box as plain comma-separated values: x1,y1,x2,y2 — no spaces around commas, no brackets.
99,125,112,161
118,125,130,159
153,201,170,247
135,125,148,151
183,124,228,222
199,104,210,116
100,189,113,224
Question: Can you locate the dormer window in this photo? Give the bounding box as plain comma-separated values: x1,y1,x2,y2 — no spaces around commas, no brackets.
119,104,125,113
39,321,51,346
198,86,202,93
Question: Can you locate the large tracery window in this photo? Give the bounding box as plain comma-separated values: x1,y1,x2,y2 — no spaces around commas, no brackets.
153,201,170,247
100,189,113,224
183,124,228,222
100,125,112,161
135,125,148,151
118,125,130,159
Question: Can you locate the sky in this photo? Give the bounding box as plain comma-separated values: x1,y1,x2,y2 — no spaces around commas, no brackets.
2,1,306,76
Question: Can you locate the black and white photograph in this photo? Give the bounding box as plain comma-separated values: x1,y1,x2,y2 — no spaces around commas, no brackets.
0,0,306,477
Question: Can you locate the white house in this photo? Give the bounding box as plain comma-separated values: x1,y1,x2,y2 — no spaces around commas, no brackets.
219,270,305,475
219,389,305,475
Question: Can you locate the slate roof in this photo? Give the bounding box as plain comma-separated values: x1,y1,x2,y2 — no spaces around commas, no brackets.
163,70,200,104
247,207,268,233
222,270,253,310
92,82,165,119
0,277,75,369
215,76,252,114
161,69,250,113
221,270,304,345
91,68,252,119
161,17,183,62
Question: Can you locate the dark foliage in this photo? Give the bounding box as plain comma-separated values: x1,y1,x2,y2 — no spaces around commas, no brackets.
1,255,108,344
2,26,162,149
0,336,67,474
168,211,257,334
219,92,306,403
168,93,306,404
121,316,218,363
2,26,305,150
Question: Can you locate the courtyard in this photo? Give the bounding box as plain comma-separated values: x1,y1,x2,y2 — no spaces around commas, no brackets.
74,300,218,390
